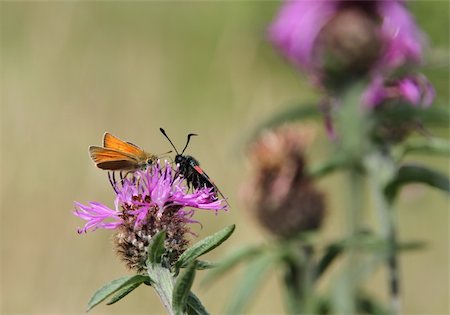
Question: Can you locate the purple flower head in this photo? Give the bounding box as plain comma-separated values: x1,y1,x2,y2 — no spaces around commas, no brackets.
75,161,225,233
74,161,227,270
377,1,425,69
74,202,123,233
268,0,338,71
362,74,435,108
269,0,425,79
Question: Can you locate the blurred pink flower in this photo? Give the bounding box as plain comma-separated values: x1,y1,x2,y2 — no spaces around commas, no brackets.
362,74,435,108
269,0,424,76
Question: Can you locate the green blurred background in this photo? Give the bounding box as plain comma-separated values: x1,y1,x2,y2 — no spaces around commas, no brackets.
1,2,448,314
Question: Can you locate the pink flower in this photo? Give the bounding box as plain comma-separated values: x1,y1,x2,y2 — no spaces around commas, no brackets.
74,202,123,233
268,0,338,71
269,0,424,76
378,1,424,69
362,74,435,108
74,161,226,233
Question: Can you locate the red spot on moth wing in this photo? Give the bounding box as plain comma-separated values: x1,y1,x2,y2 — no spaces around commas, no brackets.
194,165,204,174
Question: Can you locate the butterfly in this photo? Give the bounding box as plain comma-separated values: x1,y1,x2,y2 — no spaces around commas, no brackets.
89,132,159,191
159,128,227,202
89,132,158,171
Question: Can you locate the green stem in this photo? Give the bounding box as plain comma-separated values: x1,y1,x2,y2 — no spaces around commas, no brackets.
366,152,401,314
148,265,176,315
332,82,368,315
283,260,303,314
283,245,314,315
345,167,364,314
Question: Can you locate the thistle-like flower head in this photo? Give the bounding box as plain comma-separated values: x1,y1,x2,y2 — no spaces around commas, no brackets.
74,161,226,271
269,0,425,81
243,125,326,238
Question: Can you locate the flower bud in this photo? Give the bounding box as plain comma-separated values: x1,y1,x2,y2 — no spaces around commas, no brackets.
243,125,326,238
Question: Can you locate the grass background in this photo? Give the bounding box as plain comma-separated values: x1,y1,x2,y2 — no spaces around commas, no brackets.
1,1,448,314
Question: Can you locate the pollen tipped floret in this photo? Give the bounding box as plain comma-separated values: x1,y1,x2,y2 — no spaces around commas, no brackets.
74,161,226,271
244,125,326,238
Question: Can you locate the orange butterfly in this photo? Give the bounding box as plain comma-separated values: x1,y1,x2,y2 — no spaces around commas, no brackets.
89,133,157,171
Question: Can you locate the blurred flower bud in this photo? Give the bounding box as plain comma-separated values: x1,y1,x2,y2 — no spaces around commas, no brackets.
243,125,326,238
361,74,434,143
362,74,435,109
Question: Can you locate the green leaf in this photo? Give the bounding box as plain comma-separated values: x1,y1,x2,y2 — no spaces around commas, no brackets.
252,104,320,138
356,292,391,315
191,260,217,270
384,164,450,202
176,225,235,269
396,240,427,251
202,245,263,286
308,153,347,178
417,105,450,128
224,253,274,315
147,230,167,265
106,282,143,305
316,293,391,315
316,242,345,280
173,261,197,315
186,292,210,315
86,275,150,311
396,138,450,159
374,101,449,128
316,234,426,280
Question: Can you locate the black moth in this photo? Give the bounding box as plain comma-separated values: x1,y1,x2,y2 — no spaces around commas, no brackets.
159,128,226,201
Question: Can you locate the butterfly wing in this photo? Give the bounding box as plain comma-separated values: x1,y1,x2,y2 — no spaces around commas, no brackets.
103,133,146,157
89,146,139,170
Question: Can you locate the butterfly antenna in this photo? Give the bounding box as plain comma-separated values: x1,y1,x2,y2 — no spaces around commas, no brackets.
159,128,179,154
158,150,173,162
181,133,198,155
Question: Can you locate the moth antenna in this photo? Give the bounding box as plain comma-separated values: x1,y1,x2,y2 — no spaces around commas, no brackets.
160,128,179,154
181,133,198,155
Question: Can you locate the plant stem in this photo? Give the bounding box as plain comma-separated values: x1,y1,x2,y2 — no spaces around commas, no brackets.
148,264,176,315
283,245,314,315
345,167,364,314
332,82,368,315
366,152,401,314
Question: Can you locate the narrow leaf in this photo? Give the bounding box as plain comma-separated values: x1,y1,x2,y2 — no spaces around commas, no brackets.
106,282,143,305
316,242,344,280
148,230,167,264
397,138,450,159
375,102,449,128
202,245,263,286
192,260,217,270
384,164,450,202
173,261,197,315
186,292,210,315
86,275,149,311
308,153,347,178
417,105,450,127
356,293,391,315
225,254,274,315
176,225,235,269
252,104,320,138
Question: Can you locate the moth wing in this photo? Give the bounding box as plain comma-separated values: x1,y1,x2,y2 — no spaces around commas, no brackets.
89,146,139,170
103,133,145,157
192,164,228,203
